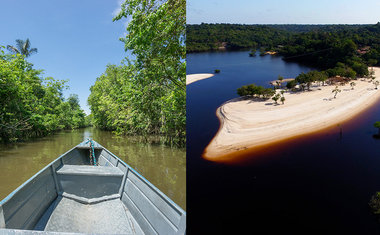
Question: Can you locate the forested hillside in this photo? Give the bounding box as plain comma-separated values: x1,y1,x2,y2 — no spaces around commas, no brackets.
0,46,87,143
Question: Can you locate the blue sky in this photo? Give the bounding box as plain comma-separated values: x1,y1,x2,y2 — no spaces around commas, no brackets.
0,0,130,114
187,0,380,24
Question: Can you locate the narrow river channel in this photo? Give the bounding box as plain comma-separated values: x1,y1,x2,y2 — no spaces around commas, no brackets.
0,127,186,210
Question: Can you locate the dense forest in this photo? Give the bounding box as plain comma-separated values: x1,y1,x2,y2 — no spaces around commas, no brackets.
187,24,380,60
187,24,291,52
0,45,87,143
88,0,185,146
188,23,380,80
278,23,380,68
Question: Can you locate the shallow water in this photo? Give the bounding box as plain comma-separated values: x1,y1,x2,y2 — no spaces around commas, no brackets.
187,50,380,234
0,127,186,210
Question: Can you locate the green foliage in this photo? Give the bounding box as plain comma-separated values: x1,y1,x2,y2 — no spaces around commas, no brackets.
350,82,356,90
0,48,86,142
369,192,380,216
237,84,275,99
7,38,38,58
84,114,93,127
249,50,256,57
294,70,329,90
188,23,380,79
186,24,291,52
325,64,357,79
114,0,185,89
88,63,185,146
374,80,380,89
332,86,341,98
286,80,297,89
272,93,281,104
374,122,380,129
89,0,186,146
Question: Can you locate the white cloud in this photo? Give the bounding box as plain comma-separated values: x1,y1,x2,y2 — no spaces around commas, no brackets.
112,0,124,17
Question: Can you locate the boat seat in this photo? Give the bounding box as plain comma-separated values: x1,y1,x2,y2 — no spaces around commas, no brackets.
56,165,124,203
56,165,124,177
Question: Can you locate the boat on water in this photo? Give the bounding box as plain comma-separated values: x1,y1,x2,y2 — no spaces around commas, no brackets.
0,139,186,234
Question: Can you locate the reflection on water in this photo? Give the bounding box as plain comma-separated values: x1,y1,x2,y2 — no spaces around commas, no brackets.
0,127,186,209
187,50,380,233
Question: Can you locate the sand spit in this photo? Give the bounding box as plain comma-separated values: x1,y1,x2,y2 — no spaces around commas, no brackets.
186,73,214,85
204,68,380,161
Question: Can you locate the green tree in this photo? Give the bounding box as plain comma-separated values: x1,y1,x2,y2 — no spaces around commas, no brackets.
332,86,341,98
374,80,380,90
67,94,80,110
0,45,85,142
295,72,314,91
110,0,186,145
114,0,185,89
278,75,284,88
7,38,38,57
272,93,281,104
286,80,297,89
374,122,380,135
369,192,380,215
350,82,356,90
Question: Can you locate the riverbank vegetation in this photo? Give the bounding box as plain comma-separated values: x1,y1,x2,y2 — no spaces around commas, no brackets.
0,46,86,143
200,23,380,102
187,24,291,52
88,0,185,146
188,23,380,81
237,84,275,99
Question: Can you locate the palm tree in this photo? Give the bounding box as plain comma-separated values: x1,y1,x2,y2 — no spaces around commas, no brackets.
275,81,281,89
374,80,379,90
332,86,341,98
350,82,356,90
7,38,37,57
278,75,284,88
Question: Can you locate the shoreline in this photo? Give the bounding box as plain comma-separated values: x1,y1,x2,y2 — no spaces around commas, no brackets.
186,73,215,85
203,68,380,161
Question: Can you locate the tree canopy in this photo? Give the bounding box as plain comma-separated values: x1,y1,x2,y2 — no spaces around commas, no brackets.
88,0,186,146
188,23,380,78
0,46,86,142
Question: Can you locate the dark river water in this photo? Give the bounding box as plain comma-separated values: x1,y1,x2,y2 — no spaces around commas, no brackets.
0,127,186,210
187,50,380,234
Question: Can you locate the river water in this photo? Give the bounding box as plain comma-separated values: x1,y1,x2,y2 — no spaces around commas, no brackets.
187,50,380,234
0,127,186,210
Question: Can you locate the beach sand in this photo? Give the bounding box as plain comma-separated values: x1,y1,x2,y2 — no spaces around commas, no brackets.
186,73,214,85
204,68,380,161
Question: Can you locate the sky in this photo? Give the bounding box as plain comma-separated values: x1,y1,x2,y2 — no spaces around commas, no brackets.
0,0,130,114
187,0,380,25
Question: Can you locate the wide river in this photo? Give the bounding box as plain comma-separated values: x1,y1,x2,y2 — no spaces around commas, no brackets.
0,127,186,210
187,50,380,234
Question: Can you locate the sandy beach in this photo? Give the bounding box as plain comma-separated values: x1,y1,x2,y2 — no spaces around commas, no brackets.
204,68,380,160
186,73,214,85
